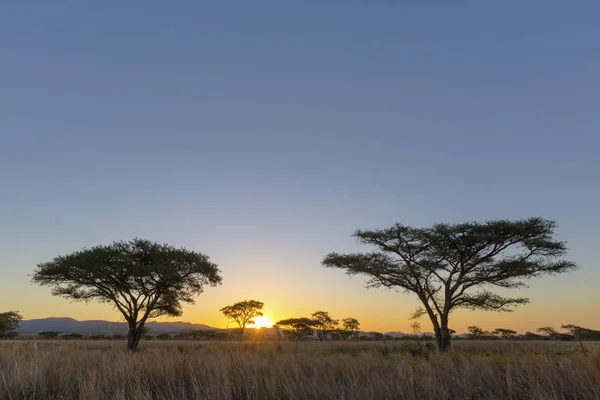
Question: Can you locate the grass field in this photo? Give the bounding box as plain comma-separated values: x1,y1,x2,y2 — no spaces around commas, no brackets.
1,340,599,399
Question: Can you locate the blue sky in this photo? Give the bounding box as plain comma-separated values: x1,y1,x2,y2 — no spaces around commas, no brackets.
1,1,598,332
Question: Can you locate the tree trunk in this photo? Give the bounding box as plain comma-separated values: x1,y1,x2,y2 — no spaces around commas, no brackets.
435,324,452,352
127,324,143,351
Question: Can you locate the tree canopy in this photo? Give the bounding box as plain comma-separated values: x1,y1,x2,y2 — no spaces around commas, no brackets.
311,311,338,342
275,318,316,342
322,218,578,351
220,299,264,341
0,311,22,338
32,238,222,350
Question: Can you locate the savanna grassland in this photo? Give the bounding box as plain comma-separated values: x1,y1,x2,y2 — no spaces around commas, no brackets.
1,340,599,400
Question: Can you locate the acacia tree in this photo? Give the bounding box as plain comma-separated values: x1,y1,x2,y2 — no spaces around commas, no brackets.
341,317,361,340
322,218,577,352
32,239,222,351
274,318,316,343
537,326,558,339
220,300,264,341
311,311,338,342
468,325,484,338
0,311,22,338
493,328,517,338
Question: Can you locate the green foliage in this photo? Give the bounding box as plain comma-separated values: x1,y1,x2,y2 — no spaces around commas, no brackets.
275,318,316,342
322,218,578,351
31,238,221,351
311,311,338,341
220,300,264,340
0,311,22,338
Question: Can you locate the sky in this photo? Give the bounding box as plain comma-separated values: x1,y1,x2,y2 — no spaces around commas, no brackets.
1,1,599,334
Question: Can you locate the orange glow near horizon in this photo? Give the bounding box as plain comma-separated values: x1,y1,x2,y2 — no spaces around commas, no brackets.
248,315,274,329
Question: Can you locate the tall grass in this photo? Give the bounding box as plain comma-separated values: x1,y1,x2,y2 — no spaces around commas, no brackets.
1,340,599,399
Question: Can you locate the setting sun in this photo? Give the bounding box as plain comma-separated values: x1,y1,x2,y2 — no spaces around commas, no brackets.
248,315,273,329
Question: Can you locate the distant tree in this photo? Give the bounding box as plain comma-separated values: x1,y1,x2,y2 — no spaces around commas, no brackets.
62,333,83,340
537,327,558,339
0,311,22,338
329,331,341,341
39,331,61,339
88,334,107,340
522,331,545,340
112,334,125,340
156,333,171,340
448,329,456,336
322,218,578,352
275,318,316,343
410,321,422,336
220,300,264,341
493,328,517,338
467,326,484,338
311,311,339,342
31,239,222,351
341,318,361,340
369,331,384,341
383,334,395,341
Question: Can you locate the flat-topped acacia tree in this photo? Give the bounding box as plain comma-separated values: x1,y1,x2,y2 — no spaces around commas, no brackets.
32,238,222,351
322,218,578,352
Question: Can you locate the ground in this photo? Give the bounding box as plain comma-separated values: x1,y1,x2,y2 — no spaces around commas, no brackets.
1,340,599,399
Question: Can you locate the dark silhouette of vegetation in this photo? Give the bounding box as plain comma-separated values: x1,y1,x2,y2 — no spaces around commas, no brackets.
468,326,484,337
493,328,517,338
340,318,360,340
62,333,83,340
32,238,222,351
369,331,384,341
322,218,578,352
0,311,22,338
220,300,264,341
311,311,338,342
39,331,61,339
275,318,316,343
157,333,171,340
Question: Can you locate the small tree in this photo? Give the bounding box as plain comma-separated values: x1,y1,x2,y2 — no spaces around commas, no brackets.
323,218,578,352
0,311,22,338
62,333,83,340
537,326,558,339
467,326,484,338
32,239,222,351
369,331,384,341
311,311,339,342
39,331,61,339
342,317,361,340
493,328,517,338
156,333,171,340
275,318,316,343
410,321,422,336
220,300,264,341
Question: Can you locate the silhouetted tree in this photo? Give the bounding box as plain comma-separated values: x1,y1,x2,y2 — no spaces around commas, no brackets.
157,333,171,340
32,239,222,351
467,326,484,338
275,318,316,343
537,326,558,339
39,331,61,339
220,300,264,341
410,321,421,336
340,317,360,340
62,333,83,340
369,331,384,341
311,311,338,342
493,328,517,338
0,311,22,338
322,218,578,352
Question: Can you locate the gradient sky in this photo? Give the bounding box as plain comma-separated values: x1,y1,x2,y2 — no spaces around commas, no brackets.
1,1,599,334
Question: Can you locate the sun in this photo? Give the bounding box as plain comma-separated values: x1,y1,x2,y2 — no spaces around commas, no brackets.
248,315,274,329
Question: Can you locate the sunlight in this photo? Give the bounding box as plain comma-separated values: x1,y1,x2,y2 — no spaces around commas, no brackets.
248,315,273,329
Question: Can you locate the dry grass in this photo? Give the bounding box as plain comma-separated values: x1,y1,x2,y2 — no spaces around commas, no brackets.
1,340,599,399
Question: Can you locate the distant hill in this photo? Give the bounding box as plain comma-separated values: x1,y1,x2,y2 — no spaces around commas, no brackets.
16,318,218,335
383,331,406,338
